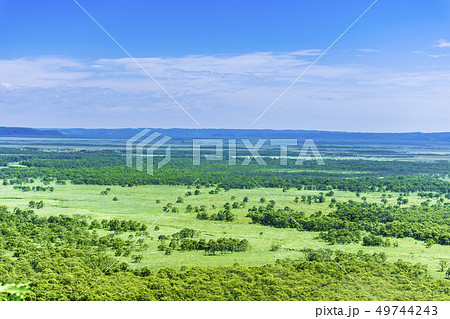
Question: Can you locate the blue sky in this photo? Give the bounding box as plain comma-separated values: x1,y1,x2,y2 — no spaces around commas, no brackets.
1,0,450,131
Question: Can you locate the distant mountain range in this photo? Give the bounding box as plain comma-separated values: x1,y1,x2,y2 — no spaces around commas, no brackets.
0,126,62,137
0,126,449,145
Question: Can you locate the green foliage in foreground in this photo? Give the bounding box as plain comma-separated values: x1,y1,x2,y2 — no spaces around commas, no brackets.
0,283,30,301
61,250,450,301
0,204,448,300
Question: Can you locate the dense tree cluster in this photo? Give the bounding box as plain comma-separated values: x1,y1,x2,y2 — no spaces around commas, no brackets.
90,218,147,233
318,229,362,245
247,205,304,229
28,200,44,209
0,206,147,257
159,237,249,255
25,249,450,300
196,209,235,222
247,200,450,246
296,194,326,204
362,234,392,247
0,150,449,194
13,185,54,192
157,228,248,255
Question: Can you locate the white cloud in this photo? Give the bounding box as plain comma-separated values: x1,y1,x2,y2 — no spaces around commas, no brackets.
0,51,450,131
429,54,450,58
434,39,450,48
0,56,92,88
0,82,17,89
290,49,323,56
357,49,380,53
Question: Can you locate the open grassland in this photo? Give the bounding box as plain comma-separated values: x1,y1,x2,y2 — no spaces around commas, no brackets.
1,182,448,278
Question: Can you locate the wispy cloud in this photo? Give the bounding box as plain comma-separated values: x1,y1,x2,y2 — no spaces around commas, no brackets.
434,39,450,48
290,49,323,56
0,82,18,89
357,49,380,53
429,54,450,58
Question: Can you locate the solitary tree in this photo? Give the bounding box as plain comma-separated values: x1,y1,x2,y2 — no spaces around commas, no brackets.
439,259,448,272
132,255,144,263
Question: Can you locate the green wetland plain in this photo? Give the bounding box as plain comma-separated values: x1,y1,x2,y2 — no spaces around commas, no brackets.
0,129,449,301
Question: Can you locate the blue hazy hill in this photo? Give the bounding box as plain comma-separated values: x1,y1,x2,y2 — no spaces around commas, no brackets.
55,128,450,145
1,127,449,145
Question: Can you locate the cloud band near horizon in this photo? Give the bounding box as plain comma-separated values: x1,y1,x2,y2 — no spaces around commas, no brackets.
1,47,450,132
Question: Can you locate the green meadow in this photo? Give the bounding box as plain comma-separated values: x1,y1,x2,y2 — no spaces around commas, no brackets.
1,181,448,278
